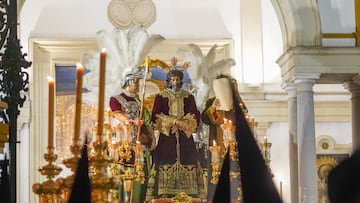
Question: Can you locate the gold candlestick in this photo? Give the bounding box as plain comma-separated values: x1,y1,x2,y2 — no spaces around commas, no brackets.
228,140,237,161
262,136,272,165
221,118,236,160
89,135,121,202
58,64,85,201
33,77,63,202
209,141,221,184
90,51,121,201
134,141,145,184
33,148,64,203
118,122,133,164
59,144,82,201
261,136,273,176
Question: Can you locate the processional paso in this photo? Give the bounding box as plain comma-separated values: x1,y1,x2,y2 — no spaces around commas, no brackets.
32,52,277,203
30,0,278,202
30,25,276,203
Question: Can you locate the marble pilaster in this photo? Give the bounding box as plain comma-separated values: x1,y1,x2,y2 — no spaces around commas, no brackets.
344,76,360,151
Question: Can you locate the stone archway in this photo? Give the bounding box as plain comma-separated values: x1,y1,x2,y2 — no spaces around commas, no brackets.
271,0,322,49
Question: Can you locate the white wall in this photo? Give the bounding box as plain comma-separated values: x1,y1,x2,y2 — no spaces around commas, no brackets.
316,122,352,145
267,122,290,203
20,0,284,85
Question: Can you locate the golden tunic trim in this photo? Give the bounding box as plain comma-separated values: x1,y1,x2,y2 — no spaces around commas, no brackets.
159,89,191,117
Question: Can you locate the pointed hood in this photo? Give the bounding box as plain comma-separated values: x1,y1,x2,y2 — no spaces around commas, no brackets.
212,151,230,203
68,141,91,203
232,86,282,203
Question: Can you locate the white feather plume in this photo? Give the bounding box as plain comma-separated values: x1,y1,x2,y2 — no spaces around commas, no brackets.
176,44,236,111
82,26,165,106
176,43,203,82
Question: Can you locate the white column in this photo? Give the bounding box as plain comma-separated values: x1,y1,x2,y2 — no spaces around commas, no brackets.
344,77,360,151
283,83,299,203
295,76,318,203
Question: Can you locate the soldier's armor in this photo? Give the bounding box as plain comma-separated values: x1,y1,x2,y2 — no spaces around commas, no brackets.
113,93,140,143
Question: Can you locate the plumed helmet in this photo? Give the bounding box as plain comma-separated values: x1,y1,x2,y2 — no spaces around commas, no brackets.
121,67,146,88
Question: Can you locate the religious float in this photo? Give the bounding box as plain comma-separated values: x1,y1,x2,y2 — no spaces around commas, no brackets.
31,0,273,202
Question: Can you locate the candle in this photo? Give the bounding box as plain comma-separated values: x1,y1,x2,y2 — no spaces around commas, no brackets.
228,120,235,141
74,63,84,143
280,181,283,199
210,141,220,163
112,144,118,160
221,119,228,141
135,141,144,162
212,150,220,163
47,77,55,148
97,48,106,138
223,118,228,124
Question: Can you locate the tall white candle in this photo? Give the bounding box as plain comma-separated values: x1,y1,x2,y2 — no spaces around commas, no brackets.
97,48,106,140
47,77,55,149
74,63,84,143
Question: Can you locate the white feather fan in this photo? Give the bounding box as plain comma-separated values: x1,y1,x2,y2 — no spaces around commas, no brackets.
81,25,165,107
177,43,236,111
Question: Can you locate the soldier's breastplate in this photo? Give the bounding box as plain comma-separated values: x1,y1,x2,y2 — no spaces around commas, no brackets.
124,101,140,119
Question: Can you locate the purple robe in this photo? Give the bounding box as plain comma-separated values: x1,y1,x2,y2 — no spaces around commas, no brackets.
151,88,200,167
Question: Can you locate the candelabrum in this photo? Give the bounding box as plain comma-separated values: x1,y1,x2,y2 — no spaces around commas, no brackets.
209,141,221,184
33,147,64,203
261,136,273,176
108,112,145,181
115,122,133,165
246,115,258,138
221,118,237,161
58,143,82,200
133,141,145,184
89,133,121,202
101,111,146,201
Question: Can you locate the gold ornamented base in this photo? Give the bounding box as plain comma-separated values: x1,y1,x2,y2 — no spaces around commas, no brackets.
33,148,64,203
